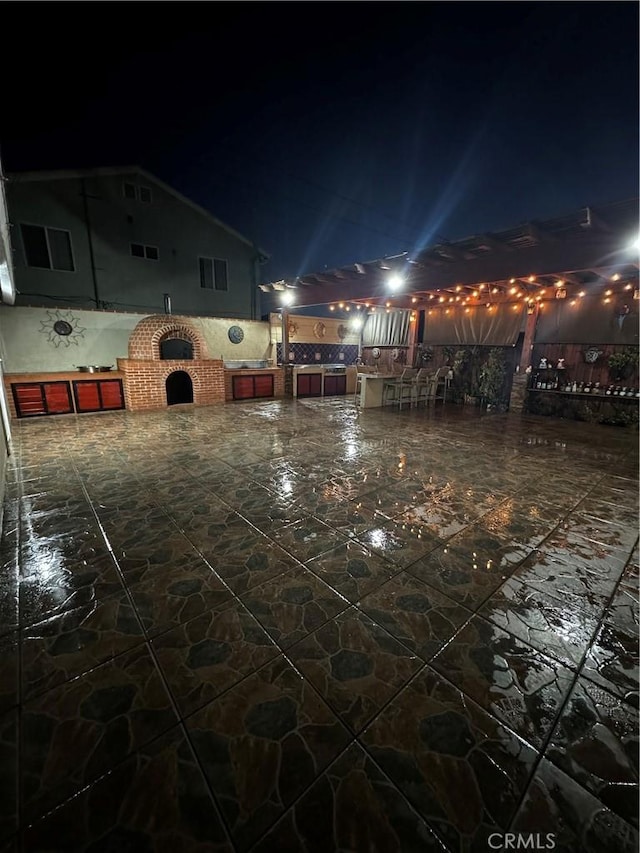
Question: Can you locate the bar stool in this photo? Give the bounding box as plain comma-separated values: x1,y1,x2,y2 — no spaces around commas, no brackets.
412,368,430,407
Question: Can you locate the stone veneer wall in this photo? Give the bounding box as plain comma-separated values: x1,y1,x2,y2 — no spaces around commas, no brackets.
120,315,225,411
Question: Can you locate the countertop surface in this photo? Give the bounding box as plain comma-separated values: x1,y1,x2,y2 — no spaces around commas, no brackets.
6,371,125,381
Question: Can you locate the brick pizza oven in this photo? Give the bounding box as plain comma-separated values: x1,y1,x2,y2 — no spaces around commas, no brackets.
117,315,225,411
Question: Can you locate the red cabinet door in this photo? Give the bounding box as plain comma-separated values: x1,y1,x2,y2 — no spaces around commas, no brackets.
324,375,346,396
253,374,274,398
74,381,101,412
12,382,73,417
297,373,322,397
43,382,74,413
233,376,255,400
98,380,124,409
13,384,46,417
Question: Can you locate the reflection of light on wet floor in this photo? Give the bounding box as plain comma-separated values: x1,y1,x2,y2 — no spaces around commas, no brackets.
279,477,293,496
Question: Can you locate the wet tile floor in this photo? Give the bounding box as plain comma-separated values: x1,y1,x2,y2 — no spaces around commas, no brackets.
1,398,638,852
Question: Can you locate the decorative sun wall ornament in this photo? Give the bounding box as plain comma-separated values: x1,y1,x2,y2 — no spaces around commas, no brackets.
337,324,348,340
313,321,326,339
288,320,298,337
372,347,381,359
228,325,244,344
39,310,86,348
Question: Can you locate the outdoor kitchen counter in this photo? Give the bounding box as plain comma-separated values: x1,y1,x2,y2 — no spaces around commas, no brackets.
5,371,126,419
223,367,285,401
291,365,357,397
5,370,125,382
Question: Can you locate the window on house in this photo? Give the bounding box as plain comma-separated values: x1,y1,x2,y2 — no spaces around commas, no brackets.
21,224,75,271
131,243,159,260
123,182,153,203
199,257,228,291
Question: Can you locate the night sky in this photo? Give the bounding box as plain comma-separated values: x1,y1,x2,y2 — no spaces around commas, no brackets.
3,2,638,288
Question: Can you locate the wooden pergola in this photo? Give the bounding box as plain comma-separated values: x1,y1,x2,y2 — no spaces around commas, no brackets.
260,198,639,311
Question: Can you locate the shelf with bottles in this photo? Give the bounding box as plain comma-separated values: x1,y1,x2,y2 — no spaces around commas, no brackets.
530,377,639,398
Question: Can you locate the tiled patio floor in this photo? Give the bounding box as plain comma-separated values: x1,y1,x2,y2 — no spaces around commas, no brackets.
1,398,638,852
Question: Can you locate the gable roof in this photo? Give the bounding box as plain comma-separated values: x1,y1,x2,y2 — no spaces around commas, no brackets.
8,166,269,260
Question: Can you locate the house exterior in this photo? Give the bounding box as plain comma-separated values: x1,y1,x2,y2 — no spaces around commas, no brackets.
6,167,267,319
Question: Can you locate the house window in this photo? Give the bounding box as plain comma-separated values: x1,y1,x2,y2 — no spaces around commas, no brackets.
21,224,75,271
131,243,159,261
199,257,228,291
123,182,153,204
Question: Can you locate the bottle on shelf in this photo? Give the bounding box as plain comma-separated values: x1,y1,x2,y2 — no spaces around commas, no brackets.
578,382,584,392
535,373,541,389
592,382,600,394
606,385,613,395
564,380,572,392
620,387,627,397
571,381,577,392
583,382,591,394
613,386,621,396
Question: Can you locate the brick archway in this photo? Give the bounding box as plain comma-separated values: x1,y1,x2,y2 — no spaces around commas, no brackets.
128,315,209,361
118,315,223,410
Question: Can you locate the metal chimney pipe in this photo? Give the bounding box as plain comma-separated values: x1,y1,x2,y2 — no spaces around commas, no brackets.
163,293,172,314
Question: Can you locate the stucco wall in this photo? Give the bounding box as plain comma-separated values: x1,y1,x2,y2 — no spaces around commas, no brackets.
0,306,271,373
269,312,361,346
7,171,262,319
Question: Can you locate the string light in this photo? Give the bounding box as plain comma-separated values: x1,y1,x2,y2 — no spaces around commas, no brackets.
455,285,461,292
605,289,612,296
625,284,633,291
509,287,517,295
509,278,516,284
528,276,536,282
439,297,445,303
604,297,611,303
578,291,586,297
612,273,620,281
338,302,344,308
329,305,335,311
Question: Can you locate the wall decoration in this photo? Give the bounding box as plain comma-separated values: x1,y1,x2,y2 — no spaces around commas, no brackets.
372,347,381,359
337,324,348,340
288,321,298,337
228,325,245,344
313,321,326,339
584,347,602,363
39,309,86,348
